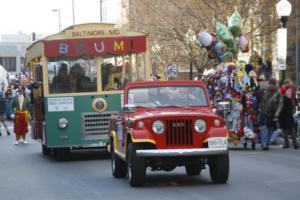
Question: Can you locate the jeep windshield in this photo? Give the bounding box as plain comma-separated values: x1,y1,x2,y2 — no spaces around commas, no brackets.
127,86,208,108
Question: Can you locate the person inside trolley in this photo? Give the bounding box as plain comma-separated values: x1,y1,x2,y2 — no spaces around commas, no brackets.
51,63,70,93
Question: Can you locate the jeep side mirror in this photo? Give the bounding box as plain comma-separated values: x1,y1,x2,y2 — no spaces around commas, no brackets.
124,104,136,113
212,108,217,114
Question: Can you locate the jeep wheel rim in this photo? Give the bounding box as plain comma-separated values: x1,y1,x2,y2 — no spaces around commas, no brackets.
111,154,115,172
127,163,132,180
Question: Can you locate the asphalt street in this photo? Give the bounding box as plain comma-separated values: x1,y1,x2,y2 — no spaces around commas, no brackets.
0,120,300,200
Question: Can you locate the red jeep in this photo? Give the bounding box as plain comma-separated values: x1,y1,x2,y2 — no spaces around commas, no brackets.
109,80,229,186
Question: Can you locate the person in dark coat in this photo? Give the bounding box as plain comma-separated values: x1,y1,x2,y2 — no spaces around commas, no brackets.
258,78,280,150
0,91,11,136
69,63,93,92
276,82,299,149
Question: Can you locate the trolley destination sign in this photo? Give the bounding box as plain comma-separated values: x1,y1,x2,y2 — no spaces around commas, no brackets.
69,29,122,38
47,97,74,112
44,36,146,58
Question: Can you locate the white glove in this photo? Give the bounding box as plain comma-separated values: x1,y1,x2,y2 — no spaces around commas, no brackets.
10,114,15,119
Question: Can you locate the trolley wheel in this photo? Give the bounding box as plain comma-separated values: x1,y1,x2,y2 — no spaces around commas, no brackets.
42,144,51,155
53,148,70,161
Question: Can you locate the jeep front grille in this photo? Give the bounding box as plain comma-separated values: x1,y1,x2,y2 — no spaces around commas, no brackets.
165,119,193,146
81,111,118,140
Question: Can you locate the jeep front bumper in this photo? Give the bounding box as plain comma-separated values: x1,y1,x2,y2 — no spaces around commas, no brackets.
136,148,228,157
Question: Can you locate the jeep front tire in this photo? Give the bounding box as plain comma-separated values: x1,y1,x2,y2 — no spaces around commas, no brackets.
111,140,127,178
127,143,146,187
209,153,229,183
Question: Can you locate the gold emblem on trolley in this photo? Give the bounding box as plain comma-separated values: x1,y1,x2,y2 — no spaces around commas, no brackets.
92,98,107,112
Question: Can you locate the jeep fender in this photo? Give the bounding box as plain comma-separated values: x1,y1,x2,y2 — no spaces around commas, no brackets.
126,130,156,145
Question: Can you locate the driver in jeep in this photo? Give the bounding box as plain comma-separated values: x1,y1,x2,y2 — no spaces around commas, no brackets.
148,87,170,106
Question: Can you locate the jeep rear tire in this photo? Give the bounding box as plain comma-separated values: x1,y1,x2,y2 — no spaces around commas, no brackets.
111,141,127,178
127,143,146,187
185,164,202,176
209,153,229,183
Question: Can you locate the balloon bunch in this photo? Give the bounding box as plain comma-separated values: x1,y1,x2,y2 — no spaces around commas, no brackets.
196,10,250,62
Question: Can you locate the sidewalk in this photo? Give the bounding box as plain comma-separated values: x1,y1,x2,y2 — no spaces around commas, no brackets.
228,137,299,150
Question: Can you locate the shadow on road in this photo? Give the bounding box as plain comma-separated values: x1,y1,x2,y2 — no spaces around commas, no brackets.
40,149,110,162
144,173,214,187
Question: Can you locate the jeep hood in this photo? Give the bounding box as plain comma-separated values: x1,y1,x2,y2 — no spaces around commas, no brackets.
129,108,215,121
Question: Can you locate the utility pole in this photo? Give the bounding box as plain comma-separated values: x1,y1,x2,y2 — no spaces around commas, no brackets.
296,0,299,90
72,0,75,24
100,0,103,22
52,9,61,31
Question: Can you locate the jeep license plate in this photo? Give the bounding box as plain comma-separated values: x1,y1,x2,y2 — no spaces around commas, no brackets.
208,137,227,148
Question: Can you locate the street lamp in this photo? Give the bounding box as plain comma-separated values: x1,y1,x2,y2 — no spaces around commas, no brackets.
52,9,61,31
185,29,196,80
276,0,292,85
72,0,75,24
100,0,103,22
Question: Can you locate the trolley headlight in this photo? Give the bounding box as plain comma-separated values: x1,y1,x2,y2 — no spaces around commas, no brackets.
194,119,206,133
152,120,164,134
58,118,68,129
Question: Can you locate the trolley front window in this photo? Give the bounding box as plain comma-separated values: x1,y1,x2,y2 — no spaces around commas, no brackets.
48,58,97,93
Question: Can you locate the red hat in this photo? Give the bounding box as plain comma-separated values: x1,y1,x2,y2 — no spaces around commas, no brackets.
280,87,286,95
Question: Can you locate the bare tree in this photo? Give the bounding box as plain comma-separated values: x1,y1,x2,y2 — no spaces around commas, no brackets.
123,0,284,77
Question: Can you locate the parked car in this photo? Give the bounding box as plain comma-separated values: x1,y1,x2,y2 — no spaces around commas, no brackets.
109,80,229,186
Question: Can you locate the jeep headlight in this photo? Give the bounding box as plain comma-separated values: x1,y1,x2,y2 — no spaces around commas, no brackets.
138,121,144,128
152,120,164,134
58,118,68,129
214,119,221,127
194,119,206,133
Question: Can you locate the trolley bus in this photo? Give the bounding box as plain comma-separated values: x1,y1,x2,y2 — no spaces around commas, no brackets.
26,23,150,158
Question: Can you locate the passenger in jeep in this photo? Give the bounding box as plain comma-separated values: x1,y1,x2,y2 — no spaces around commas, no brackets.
148,87,170,106
171,87,206,107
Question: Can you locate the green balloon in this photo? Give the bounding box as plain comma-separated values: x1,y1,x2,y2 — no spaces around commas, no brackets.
216,21,234,47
